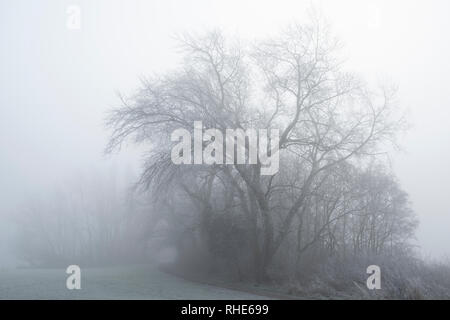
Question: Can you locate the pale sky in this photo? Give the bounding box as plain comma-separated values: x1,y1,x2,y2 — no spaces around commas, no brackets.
1,0,449,261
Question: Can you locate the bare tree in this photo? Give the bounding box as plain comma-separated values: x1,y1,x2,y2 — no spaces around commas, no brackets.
106,17,411,281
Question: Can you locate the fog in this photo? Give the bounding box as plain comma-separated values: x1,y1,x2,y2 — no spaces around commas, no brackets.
1,0,450,299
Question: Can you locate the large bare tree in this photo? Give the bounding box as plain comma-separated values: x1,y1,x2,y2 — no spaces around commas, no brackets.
106,17,408,281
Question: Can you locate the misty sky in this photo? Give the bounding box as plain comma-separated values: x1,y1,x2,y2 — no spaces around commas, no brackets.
1,0,449,262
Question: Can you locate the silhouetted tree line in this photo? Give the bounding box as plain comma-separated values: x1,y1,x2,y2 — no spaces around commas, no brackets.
105,16,417,282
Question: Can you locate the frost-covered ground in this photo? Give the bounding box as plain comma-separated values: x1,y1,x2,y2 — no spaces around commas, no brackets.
0,265,269,300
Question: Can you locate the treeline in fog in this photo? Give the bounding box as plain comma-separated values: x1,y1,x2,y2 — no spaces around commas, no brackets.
103,18,450,298
14,172,158,267
105,18,424,292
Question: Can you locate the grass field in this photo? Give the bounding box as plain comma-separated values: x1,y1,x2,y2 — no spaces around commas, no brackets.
0,265,268,300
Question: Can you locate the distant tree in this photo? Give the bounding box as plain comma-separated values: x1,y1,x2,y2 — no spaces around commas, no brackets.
15,172,149,267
